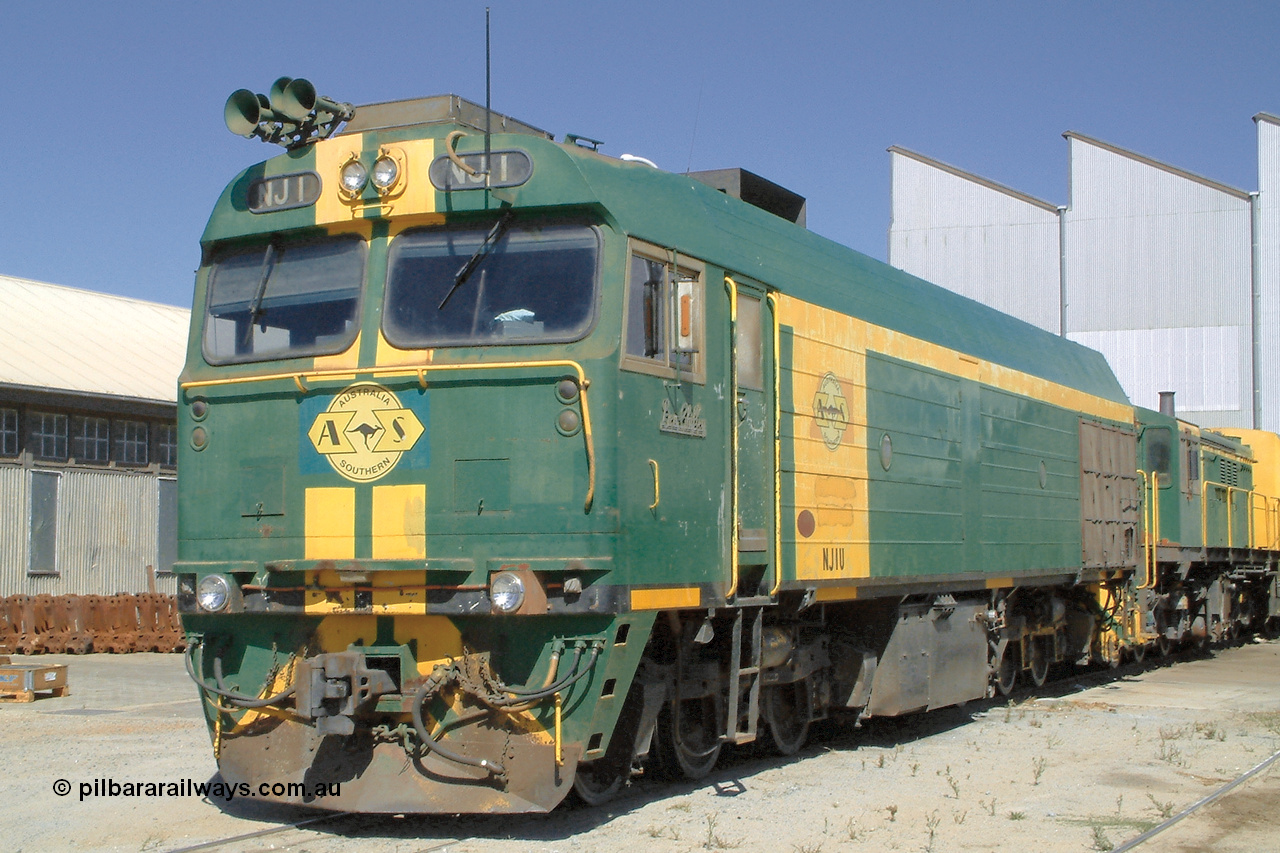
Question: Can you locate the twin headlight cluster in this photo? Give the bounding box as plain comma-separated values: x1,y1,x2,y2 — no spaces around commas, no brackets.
193,570,529,614
339,149,404,199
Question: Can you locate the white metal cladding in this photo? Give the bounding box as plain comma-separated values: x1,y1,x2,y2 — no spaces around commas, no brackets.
0,466,176,596
1258,115,1280,432
1063,134,1253,424
0,466,29,592
0,275,189,403
1068,326,1247,425
889,148,1062,333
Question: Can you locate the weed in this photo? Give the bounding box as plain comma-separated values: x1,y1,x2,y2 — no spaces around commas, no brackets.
911,761,920,777
1157,740,1186,767
1158,724,1186,741
877,753,886,768
952,809,967,825
702,813,741,850
668,801,692,812
1031,755,1048,785
1028,714,1043,729
845,818,866,842
1115,794,1123,816
792,843,823,853
1008,811,1027,821
886,804,899,822
1146,793,1175,819
1194,721,1226,742
1091,825,1112,851
924,811,941,851
1046,733,1063,749
940,766,961,798
979,797,997,817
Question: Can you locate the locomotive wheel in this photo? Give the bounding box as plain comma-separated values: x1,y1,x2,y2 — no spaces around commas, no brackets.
1155,633,1173,657
1028,638,1049,687
571,761,625,806
1131,641,1147,663
762,681,811,756
994,642,1019,697
655,697,722,780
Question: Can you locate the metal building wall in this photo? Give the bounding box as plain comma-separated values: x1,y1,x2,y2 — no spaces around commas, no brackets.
1258,114,1280,432
0,467,176,597
889,148,1062,333
1062,133,1253,426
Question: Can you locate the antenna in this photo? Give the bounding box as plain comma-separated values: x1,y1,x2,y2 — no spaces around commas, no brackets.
484,6,492,181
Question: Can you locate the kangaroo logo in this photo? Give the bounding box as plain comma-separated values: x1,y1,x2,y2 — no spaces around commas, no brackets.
813,372,849,451
307,382,424,482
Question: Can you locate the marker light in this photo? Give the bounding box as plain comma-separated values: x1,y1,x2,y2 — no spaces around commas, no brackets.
372,155,399,191
197,575,232,612
340,160,368,195
490,571,526,614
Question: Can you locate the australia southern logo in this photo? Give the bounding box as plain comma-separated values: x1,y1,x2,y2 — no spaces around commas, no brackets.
813,372,849,451
307,383,424,482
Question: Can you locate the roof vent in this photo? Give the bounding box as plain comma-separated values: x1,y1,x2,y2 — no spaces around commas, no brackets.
687,168,806,226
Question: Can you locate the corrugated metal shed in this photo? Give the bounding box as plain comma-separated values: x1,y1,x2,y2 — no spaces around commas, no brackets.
1257,114,1280,432
888,147,1063,334
1063,132,1253,425
0,275,189,403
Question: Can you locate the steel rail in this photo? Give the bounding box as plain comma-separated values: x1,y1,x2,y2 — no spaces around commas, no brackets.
1111,744,1280,851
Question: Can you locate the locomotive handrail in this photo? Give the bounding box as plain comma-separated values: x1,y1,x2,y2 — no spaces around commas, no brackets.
1137,470,1156,589
182,359,596,513
767,292,783,598
725,277,740,601
1201,480,1250,550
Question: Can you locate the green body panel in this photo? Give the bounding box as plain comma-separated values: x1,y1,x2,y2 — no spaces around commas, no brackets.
865,355,1083,578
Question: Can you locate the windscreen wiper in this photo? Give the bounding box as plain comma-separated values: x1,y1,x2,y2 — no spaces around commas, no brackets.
438,209,514,310
244,242,278,345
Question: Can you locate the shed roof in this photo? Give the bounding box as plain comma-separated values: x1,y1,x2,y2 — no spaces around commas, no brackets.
0,274,189,405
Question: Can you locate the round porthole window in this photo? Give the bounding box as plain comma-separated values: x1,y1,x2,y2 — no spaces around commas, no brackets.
1039,460,1048,489
879,433,893,471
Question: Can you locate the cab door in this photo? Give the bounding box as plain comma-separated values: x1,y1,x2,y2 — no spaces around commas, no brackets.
727,278,776,599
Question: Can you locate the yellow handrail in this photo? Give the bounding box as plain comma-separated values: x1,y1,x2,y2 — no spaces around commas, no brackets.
767,292,783,599
1137,470,1155,589
724,276,740,601
1201,480,1251,550
182,358,596,513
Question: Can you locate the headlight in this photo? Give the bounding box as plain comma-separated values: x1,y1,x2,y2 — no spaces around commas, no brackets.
372,155,399,190
340,160,368,195
490,571,526,614
197,574,231,612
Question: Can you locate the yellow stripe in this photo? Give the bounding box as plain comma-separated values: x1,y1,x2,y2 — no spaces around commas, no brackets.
630,587,701,610
304,487,355,560
813,585,860,602
985,577,1014,589
372,484,427,560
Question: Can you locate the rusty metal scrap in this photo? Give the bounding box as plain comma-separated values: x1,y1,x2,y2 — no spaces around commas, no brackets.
0,593,184,654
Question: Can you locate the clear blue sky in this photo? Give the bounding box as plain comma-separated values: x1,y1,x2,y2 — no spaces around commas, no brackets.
2,1,1277,308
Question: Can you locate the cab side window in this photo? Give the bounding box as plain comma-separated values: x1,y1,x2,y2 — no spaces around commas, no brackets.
621,245,704,383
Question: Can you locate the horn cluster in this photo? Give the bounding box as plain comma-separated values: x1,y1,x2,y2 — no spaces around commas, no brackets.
224,77,355,149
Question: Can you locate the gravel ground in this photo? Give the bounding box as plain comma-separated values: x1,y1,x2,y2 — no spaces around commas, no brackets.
4,640,1279,853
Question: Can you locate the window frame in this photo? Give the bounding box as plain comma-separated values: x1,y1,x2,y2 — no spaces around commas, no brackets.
28,470,60,576
0,407,17,457
381,219,603,351
29,411,69,462
201,233,368,366
113,419,149,466
71,415,111,465
620,240,706,385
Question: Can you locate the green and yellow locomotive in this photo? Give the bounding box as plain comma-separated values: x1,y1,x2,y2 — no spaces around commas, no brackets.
179,81,1280,813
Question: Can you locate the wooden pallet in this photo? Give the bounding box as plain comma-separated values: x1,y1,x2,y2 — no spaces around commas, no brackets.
0,685,70,703
0,663,69,703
